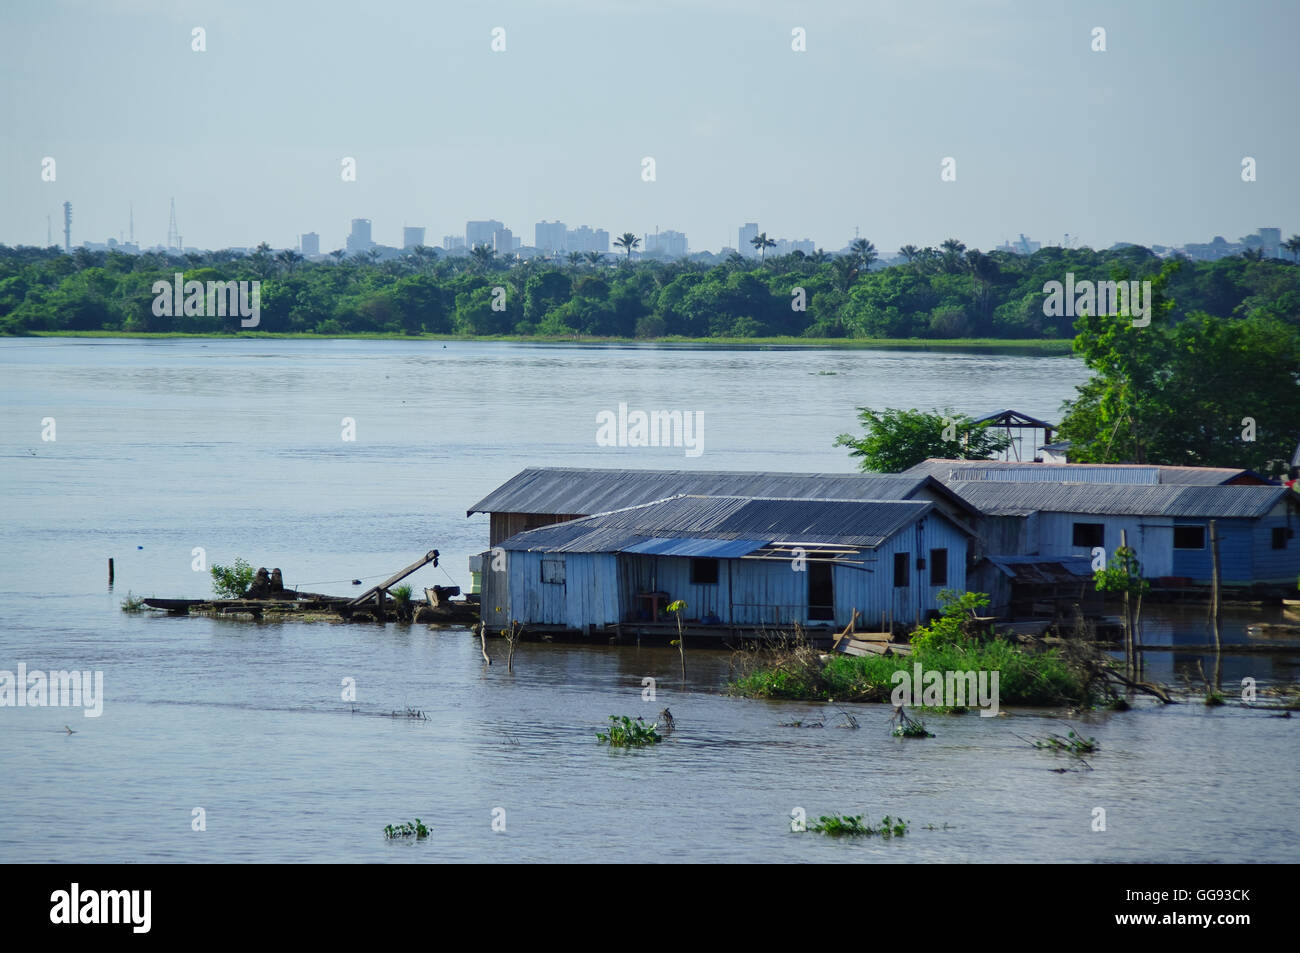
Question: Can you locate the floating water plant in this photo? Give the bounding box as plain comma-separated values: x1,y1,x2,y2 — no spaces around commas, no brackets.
891,706,933,738
596,715,662,747
806,814,909,838
1031,729,1098,755
120,591,145,612
384,818,429,839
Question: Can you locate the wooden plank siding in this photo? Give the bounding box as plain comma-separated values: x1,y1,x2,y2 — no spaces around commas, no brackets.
490,511,970,632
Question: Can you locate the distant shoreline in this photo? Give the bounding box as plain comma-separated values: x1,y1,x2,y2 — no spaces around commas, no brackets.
18,331,1078,354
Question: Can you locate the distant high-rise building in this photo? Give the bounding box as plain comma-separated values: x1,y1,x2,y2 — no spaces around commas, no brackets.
346,219,373,254
443,235,466,252
403,226,426,250
995,233,1041,255
466,219,504,250
739,222,758,257
300,232,320,257
567,225,609,254
1254,227,1282,258
493,227,514,254
645,229,688,258
535,220,567,252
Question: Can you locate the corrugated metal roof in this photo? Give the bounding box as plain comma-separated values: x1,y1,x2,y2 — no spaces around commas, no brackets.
948,481,1287,518
623,537,768,558
953,465,1160,484
499,495,947,553
904,458,1257,486
988,555,1094,583
466,467,972,517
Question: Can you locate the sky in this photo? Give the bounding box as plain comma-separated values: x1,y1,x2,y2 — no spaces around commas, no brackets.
2,0,1298,254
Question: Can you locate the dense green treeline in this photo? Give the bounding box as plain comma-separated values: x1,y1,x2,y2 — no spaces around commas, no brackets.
2,241,1298,339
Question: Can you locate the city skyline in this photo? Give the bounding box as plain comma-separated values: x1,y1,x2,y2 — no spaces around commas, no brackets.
51,200,1295,264
4,1,1298,256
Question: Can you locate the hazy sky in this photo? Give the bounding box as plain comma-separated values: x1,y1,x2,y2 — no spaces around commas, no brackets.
3,0,1298,253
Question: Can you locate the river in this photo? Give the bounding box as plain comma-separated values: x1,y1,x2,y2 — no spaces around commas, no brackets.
1,338,1296,862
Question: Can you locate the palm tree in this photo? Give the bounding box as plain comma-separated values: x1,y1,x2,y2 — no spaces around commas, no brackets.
328,249,346,265
1240,247,1264,261
808,248,831,265
1284,234,1300,263
584,251,605,267
749,231,777,262
470,245,496,270
566,251,584,267
898,244,920,264
831,255,859,292
613,232,641,262
850,238,878,272
940,238,966,273
276,249,303,274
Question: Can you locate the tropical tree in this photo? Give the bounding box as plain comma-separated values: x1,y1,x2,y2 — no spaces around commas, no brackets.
584,251,606,267
749,232,777,262
834,407,1012,472
898,244,920,264
1284,234,1300,264
470,245,496,271
276,249,303,274
850,238,878,272
613,232,641,262
566,251,583,267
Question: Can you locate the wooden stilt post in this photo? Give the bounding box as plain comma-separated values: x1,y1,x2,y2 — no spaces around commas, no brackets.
1209,519,1222,691
1120,529,1132,677
108,557,114,586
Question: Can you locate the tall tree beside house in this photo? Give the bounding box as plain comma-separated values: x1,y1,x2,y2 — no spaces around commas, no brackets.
834,407,1012,473
1059,260,1300,476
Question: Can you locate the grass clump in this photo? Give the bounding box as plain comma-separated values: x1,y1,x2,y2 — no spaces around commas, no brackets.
384,818,430,839
596,715,662,747
807,814,909,838
730,591,1096,708
120,591,145,612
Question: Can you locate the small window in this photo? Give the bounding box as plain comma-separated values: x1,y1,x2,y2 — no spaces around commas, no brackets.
1173,525,1206,550
893,551,909,588
930,548,949,586
690,558,719,585
1073,523,1104,548
540,558,565,584
1273,527,1288,550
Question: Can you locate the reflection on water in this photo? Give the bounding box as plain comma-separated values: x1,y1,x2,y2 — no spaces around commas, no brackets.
0,339,1296,862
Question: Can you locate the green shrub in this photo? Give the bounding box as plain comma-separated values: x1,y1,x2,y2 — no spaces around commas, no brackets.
210,558,255,599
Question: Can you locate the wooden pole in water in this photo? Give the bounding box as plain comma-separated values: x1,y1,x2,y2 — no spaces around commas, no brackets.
1209,519,1222,689
1120,529,1132,676
108,557,114,586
